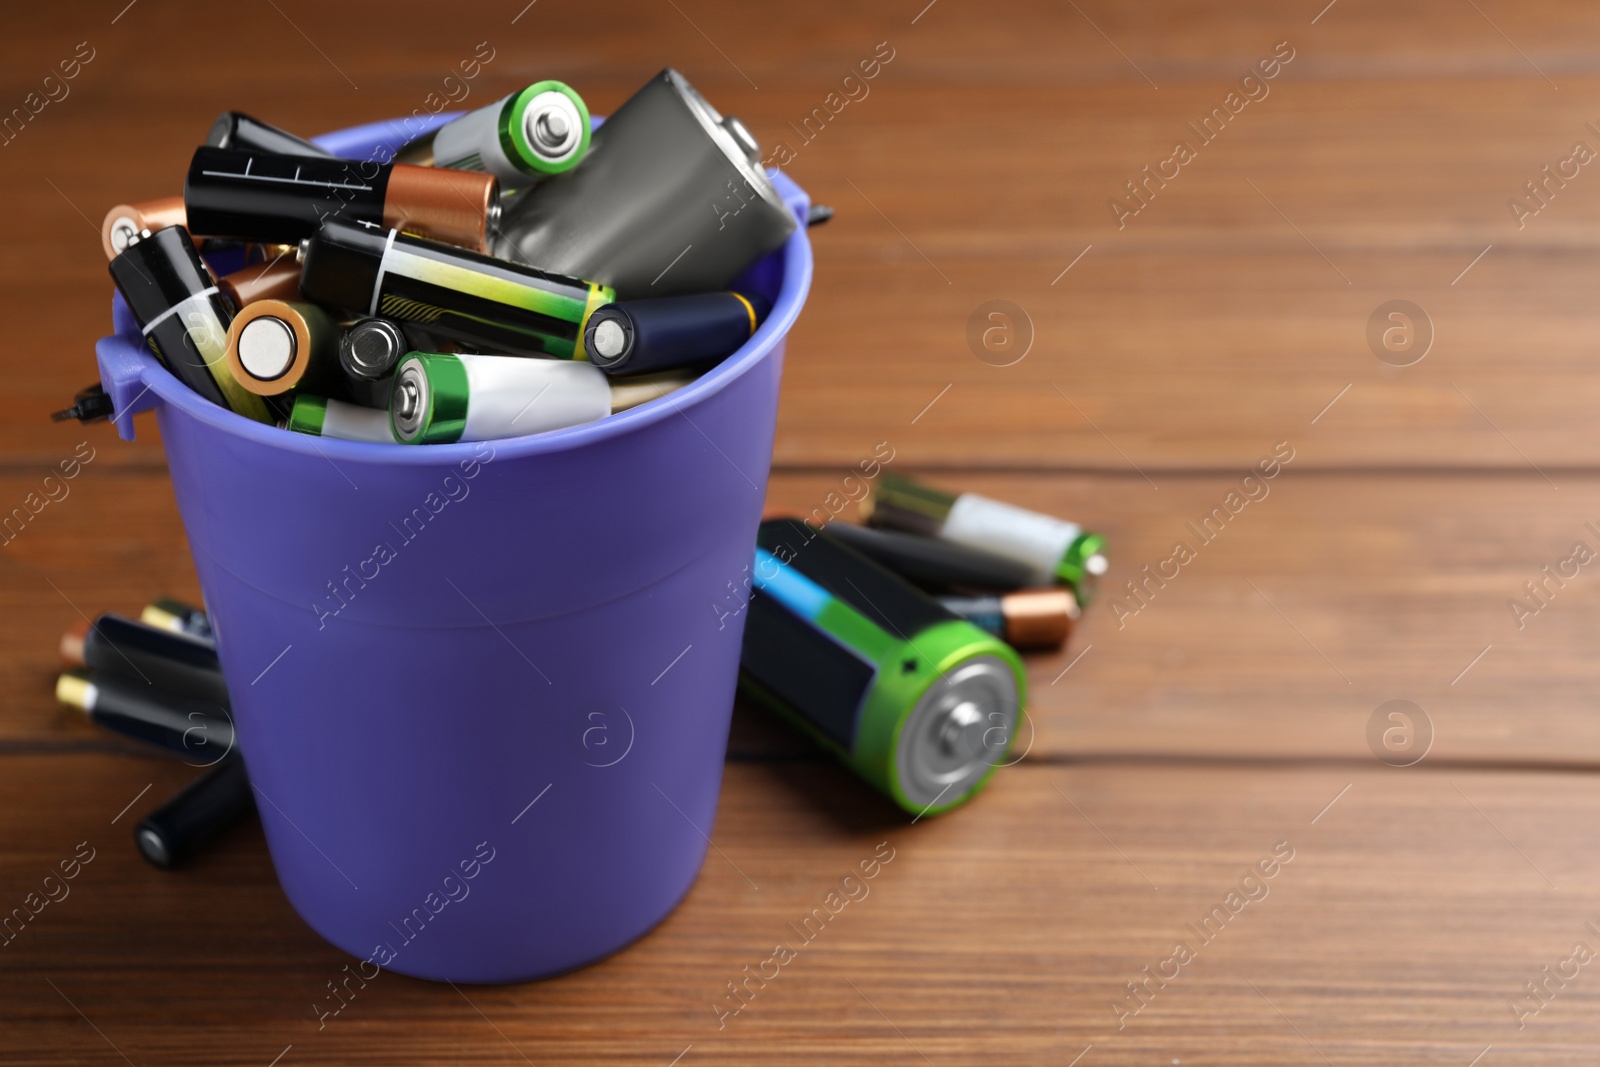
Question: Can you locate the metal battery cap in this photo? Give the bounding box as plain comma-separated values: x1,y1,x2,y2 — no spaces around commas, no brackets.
507,82,590,175
663,68,789,220
391,353,470,444
1056,532,1109,603
585,308,635,368
340,318,406,379
896,654,1019,810
236,316,297,380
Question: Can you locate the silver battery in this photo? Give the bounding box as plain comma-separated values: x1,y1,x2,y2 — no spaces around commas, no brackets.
491,68,797,299
896,656,1019,810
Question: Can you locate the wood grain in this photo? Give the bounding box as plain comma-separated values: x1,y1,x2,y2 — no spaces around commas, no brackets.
4,1,1600,1062
3,756,1598,1065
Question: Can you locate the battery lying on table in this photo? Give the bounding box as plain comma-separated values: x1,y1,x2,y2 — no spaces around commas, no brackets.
740,519,1027,816
864,474,1108,601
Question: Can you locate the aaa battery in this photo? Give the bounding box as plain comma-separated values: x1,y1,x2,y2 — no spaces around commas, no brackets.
390,352,610,444
59,614,229,707
55,670,233,760
224,299,341,396
136,757,254,870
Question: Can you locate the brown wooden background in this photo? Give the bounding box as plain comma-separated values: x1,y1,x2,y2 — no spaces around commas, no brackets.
6,0,1600,1063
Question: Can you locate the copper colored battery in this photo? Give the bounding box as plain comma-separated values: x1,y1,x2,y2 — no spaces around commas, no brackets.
216,258,302,307
101,197,188,261
937,588,1079,650
383,166,501,254
224,299,340,396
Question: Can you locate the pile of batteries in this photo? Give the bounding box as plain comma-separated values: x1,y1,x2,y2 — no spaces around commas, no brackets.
59,69,800,442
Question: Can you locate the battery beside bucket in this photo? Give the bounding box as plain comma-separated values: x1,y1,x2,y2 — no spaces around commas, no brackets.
94,114,812,983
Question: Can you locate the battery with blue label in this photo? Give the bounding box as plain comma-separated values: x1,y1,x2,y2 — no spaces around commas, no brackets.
741,519,1026,816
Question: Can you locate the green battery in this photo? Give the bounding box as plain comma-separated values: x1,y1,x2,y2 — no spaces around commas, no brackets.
864,474,1108,602
742,519,1027,816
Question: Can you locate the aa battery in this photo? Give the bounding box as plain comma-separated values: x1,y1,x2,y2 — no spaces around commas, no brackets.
207,111,334,158
216,257,302,307
339,317,408,380
59,614,229,707
300,219,613,359
136,756,255,870
390,352,610,444
185,147,500,251
55,670,234,761
864,474,1109,601
937,590,1078,650
287,394,395,443
108,226,272,423
397,81,590,185
585,291,770,376
822,522,1037,593
141,597,215,646
223,299,341,396
494,68,796,298
741,519,1026,816
101,196,188,261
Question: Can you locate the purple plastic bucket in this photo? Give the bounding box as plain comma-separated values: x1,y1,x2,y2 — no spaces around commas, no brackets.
95,117,811,983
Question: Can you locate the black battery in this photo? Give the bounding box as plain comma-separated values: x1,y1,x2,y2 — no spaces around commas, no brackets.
207,111,335,158
584,291,770,376
107,226,270,421
185,146,388,244
299,219,613,360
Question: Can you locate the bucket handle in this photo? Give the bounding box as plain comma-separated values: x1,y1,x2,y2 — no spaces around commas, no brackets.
96,294,162,442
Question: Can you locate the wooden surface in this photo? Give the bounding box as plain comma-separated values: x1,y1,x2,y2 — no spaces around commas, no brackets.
6,0,1600,1062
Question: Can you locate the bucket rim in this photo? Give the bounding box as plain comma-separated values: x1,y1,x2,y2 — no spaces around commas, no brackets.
99,114,812,465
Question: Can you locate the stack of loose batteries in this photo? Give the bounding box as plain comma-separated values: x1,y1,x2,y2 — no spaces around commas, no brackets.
54,601,251,869
741,474,1106,815
78,69,798,444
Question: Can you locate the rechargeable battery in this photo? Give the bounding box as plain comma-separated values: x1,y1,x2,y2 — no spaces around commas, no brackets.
584,291,770,377
396,81,590,185
101,196,188,261
55,670,233,760
864,475,1108,600
136,756,255,870
299,219,613,359
207,111,334,158
936,590,1078,650
108,226,272,422
823,521,1037,592
141,597,215,645
185,147,500,251
390,352,610,444
741,519,1026,816
59,614,228,707
287,394,395,443
224,299,341,396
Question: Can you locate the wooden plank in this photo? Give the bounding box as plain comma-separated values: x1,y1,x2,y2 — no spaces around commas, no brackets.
8,466,1600,767
1,754,1596,1065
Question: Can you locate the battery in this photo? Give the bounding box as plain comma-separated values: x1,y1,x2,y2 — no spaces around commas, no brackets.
494,68,796,298
223,299,341,396
101,196,188,261
864,474,1109,601
741,518,1026,815
55,670,234,760
822,522,1038,592
207,111,334,158
339,317,408,380
136,756,255,870
59,614,229,707
108,226,273,423
608,371,697,412
936,590,1078,650
584,291,770,377
141,597,215,645
185,146,500,251
390,352,610,444
287,394,395,443
216,257,302,307
396,81,590,185
299,219,613,359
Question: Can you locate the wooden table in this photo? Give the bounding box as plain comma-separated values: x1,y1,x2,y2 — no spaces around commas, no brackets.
5,0,1600,1062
